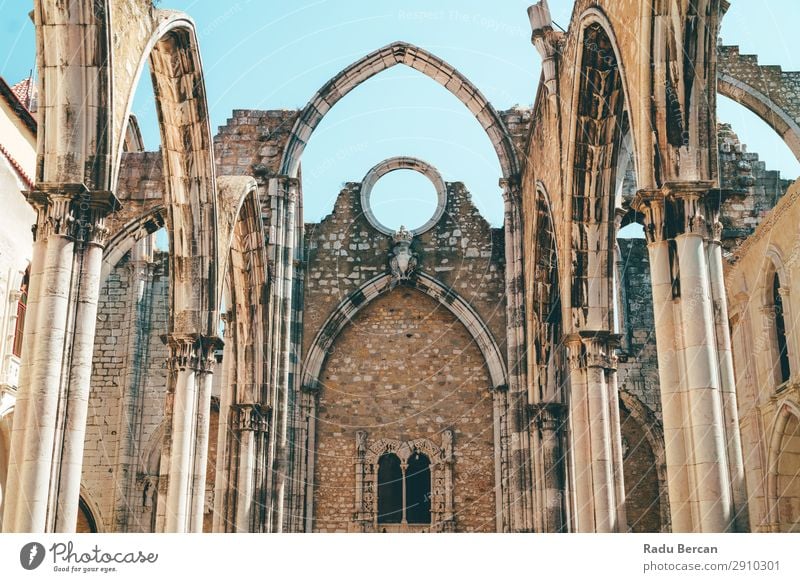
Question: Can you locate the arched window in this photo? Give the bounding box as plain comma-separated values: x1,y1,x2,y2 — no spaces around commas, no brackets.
405,452,431,524
377,453,403,524
773,272,790,384
12,269,28,358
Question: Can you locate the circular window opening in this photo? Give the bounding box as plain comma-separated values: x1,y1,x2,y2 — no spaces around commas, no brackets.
369,170,439,232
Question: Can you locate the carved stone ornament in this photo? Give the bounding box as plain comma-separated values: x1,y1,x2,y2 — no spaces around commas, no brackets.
389,225,418,281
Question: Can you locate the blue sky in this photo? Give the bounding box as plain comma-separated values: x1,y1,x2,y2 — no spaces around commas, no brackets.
2,1,799,229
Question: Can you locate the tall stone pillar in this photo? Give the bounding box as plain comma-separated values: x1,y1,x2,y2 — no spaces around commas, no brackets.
633,183,746,532
501,180,534,532
530,402,567,532
189,357,216,532
158,334,220,533
2,184,117,533
265,175,298,532
566,331,626,532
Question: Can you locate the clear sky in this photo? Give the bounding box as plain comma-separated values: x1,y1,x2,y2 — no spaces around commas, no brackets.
1,1,799,229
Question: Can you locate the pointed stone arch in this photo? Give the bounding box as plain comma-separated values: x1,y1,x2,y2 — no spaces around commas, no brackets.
279,41,520,181
301,272,507,392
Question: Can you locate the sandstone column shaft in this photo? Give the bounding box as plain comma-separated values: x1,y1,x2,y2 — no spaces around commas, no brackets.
163,366,198,532
502,183,533,531
54,239,104,532
675,231,732,532
7,233,71,531
190,366,214,532
1,235,46,530
707,237,748,531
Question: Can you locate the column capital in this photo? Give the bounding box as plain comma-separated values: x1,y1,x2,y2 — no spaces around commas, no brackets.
565,331,620,370
528,401,567,431
28,184,120,245
231,403,271,433
163,333,223,372
631,189,666,244
499,176,522,203
632,182,724,242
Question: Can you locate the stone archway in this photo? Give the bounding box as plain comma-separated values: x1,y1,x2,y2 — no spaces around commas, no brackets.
279,41,519,181
767,401,800,532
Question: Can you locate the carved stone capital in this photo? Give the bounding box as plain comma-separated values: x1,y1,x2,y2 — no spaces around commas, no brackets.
528,402,567,432
164,333,223,372
631,189,665,244
28,184,120,246
499,177,522,204
231,403,271,433
565,331,619,370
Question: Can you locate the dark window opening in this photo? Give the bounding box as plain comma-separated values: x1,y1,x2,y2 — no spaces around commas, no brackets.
774,272,791,384
405,452,431,524
377,453,403,524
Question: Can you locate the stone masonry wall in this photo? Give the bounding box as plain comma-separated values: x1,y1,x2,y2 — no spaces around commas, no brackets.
82,251,170,532
313,289,496,532
302,181,507,358
617,238,661,418
304,178,506,532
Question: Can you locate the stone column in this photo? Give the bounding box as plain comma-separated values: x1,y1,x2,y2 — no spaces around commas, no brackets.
633,183,745,532
566,331,625,532
501,180,534,532
265,175,298,532
633,191,693,531
231,403,269,532
490,383,511,532
161,336,199,533
2,185,117,533
189,349,217,532
705,210,748,532
159,334,220,533
530,402,567,532
212,314,234,532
